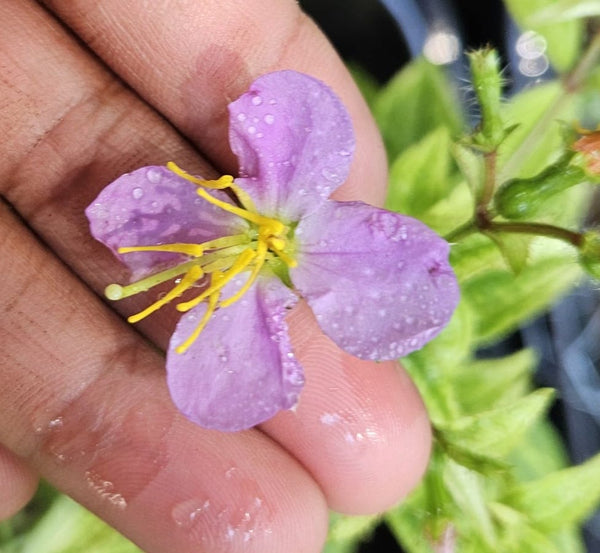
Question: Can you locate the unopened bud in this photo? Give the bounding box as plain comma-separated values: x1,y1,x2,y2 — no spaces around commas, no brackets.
573,130,600,177
495,160,585,220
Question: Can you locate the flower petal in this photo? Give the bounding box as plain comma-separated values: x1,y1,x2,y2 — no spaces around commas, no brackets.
291,201,459,360
86,166,247,278
166,276,302,431
228,70,355,220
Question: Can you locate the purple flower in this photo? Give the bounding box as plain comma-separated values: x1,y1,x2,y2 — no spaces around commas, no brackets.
86,70,459,431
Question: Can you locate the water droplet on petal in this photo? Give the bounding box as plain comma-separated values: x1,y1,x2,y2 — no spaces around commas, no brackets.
237,113,247,122
247,126,256,134
264,114,275,124
320,167,339,182
251,95,262,106
146,167,162,183
338,149,351,157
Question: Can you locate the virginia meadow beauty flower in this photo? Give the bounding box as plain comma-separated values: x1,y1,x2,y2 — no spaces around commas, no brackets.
87,70,459,431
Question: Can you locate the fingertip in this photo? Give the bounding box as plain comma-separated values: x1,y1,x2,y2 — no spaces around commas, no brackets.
0,445,39,520
262,303,432,514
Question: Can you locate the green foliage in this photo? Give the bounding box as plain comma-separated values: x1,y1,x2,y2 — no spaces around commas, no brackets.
373,58,464,160
504,0,584,71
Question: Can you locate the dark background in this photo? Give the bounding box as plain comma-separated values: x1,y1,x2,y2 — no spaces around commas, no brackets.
298,1,600,551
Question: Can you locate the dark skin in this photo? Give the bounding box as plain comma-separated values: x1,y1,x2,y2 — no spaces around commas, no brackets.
0,1,432,551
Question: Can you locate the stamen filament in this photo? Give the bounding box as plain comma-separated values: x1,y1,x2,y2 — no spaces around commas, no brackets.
269,246,298,268
104,260,199,300
176,248,257,312
175,273,222,354
128,265,204,323
220,242,267,308
119,243,204,257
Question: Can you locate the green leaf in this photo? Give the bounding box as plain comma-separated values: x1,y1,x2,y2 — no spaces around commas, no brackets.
526,0,600,23
443,460,497,547
436,389,555,461
504,452,600,531
452,141,484,198
489,503,564,553
461,254,581,345
347,63,379,109
504,0,583,71
324,512,380,553
19,495,141,553
485,232,531,275
499,82,576,180
386,126,454,215
449,234,508,283
373,58,463,160
452,349,537,414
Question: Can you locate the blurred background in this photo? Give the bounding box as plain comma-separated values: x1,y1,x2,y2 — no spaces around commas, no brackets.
299,1,600,551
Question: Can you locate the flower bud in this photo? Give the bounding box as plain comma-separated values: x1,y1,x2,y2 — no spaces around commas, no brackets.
495,160,585,220
468,48,505,150
573,130,600,177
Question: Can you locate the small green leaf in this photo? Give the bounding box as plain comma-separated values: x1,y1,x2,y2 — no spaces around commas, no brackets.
324,512,380,553
461,254,581,345
528,0,600,23
485,232,531,275
436,389,555,460
347,63,379,109
499,82,576,180
504,452,600,531
504,0,583,71
386,126,454,215
443,460,497,547
449,233,508,283
19,495,142,553
452,141,484,198
373,58,463,159
452,349,537,414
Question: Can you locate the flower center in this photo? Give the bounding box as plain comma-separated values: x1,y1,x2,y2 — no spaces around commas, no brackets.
104,162,297,353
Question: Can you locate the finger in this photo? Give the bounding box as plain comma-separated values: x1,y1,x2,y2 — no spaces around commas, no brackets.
41,0,388,207
0,445,39,520
0,201,328,553
2,0,431,517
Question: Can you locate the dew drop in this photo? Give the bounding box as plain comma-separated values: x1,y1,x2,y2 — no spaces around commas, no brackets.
237,113,246,122
171,498,211,529
338,149,352,157
251,95,263,106
247,126,256,135
264,114,275,124
320,167,339,182
146,167,162,183
132,187,144,199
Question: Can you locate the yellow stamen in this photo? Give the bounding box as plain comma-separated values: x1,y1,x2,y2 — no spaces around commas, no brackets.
127,265,204,323
119,243,204,257
167,162,234,189
269,246,298,268
176,248,257,312
175,273,222,354
167,161,257,212
220,242,267,308
104,260,199,300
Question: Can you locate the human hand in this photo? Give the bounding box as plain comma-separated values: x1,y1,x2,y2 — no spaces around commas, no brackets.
0,1,432,552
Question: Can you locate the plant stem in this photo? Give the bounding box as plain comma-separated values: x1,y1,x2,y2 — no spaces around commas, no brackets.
485,221,583,247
